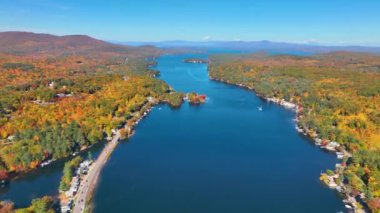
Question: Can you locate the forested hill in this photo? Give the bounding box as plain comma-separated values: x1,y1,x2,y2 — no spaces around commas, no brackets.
209,52,380,212
0,31,183,180
0,31,164,88
0,31,161,57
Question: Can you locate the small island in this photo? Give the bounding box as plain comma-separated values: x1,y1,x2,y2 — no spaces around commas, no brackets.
186,92,206,104
184,58,208,64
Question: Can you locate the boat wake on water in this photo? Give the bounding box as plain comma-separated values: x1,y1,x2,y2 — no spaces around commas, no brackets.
186,69,209,82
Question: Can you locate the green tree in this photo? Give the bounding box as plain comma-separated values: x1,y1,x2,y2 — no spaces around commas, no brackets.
30,196,54,213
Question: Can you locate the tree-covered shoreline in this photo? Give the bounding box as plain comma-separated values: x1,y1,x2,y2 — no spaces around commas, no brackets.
0,39,186,181
209,52,380,212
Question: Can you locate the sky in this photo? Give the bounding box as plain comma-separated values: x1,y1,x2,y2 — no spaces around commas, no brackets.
1,0,380,46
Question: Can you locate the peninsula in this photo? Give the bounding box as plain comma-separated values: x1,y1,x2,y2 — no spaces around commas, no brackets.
0,32,184,210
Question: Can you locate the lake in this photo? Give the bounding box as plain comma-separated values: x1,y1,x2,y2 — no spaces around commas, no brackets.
92,54,345,212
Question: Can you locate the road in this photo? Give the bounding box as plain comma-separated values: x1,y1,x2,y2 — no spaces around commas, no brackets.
73,131,121,213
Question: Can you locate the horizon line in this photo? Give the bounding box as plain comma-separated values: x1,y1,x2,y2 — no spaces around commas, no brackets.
1,30,380,48
113,40,380,48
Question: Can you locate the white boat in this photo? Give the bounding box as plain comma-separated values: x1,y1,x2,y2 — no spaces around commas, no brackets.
0,180,8,188
41,159,54,167
314,138,322,146
345,204,353,209
295,126,304,133
257,106,263,111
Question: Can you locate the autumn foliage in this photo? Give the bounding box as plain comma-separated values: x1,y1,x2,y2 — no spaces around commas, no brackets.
209,52,380,211
0,34,176,177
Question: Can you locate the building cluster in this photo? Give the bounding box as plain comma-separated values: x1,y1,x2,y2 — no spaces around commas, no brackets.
267,97,298,110
61,160,93,213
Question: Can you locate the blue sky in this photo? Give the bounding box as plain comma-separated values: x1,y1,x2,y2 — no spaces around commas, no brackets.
1,0,379,45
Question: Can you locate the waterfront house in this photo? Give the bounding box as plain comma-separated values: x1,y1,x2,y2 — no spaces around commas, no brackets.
7,135,15,141
325,141,340,151
61,205,70,213
65,189,75,197
336,152,344,159
147,96,155,103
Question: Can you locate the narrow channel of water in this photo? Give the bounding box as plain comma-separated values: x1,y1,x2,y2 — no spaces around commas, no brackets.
93,54,345,212
0,143,103,207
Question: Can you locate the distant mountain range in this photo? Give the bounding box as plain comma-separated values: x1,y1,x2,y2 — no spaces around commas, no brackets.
116,40,380,54
0,31,160,56
1,32,379,56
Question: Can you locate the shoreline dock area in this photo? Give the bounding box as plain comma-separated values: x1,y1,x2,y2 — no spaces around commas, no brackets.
72,131,121,213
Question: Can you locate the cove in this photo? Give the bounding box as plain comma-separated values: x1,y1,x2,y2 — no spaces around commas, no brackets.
93,54,345,212
0,143,103,208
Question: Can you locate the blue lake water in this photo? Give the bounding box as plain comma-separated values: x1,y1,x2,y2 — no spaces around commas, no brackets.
0,143,103,207
93,54,345,212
